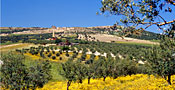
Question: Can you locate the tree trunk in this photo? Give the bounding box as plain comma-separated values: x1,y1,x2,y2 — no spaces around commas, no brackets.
167,75,171,85
79,79,83,84
67,80,71,90
162,75,166,80
88,77,91,84
103,76,106,82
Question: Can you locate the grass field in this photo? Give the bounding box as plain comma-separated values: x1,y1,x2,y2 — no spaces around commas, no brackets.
116,41,158,47
24,55,66,81
24,52,72,63
0,43,37,52
0,29,11,33
23,49,101,82
150,40,161,43
0,42,19,45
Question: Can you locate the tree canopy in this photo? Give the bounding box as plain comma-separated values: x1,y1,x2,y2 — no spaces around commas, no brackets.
100,0,175,34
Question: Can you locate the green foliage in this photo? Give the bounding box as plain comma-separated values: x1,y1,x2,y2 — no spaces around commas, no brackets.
59,57,63,60
55,38,62,44
126,30,161,40
59,50,63,54
66,53,69,57
144,24,175,85
113,58,138,76
93,57,110,81
40,52,45,58
1,33,53,44
0,52,52,90
52,51,55,54
47,53,52,57
52,56,56,59
146,37,175,85
60,60,89,89
28,60,52,89
84,62,95,84
80,53,86,61
60,61,77,90
0,52,28,90
56,53,60,56
61,46,70,51
74,61,87,83
100,0,175,34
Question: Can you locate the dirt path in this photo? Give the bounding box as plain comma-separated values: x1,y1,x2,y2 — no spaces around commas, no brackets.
0,43,24,48
0,43,37,52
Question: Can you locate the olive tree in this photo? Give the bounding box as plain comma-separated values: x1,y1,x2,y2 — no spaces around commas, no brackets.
0,52,28,90
145,23,175,85
93,57,111,81
100,0,175,85
74,61,87,84
28,60,52,89
60,61,77,90
85,62,95,84
0,52,52,90
146,37,175,85
100,0,175,35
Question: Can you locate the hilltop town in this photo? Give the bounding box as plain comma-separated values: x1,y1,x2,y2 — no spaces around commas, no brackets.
0,26,116,36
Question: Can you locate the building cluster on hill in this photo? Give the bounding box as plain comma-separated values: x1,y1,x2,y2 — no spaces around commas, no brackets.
0,27,48,30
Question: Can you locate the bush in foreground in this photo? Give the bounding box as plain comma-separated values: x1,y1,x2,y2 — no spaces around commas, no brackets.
0,52,52,90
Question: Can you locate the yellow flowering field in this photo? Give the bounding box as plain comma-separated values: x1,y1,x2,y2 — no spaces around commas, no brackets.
37,74,175,90
24,52,99,62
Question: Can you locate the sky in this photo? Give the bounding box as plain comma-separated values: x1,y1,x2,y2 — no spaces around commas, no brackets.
1,0,117,28
1,0,175,33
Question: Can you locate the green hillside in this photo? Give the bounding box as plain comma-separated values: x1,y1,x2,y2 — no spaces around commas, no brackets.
126,31,161,40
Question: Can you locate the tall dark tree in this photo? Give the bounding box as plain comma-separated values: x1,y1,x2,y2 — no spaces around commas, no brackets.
146,24,175,85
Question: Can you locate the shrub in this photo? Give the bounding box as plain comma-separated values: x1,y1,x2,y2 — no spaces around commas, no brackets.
54,47,57,50
15,49,21,53
0,52,28,90
73,50,76,54
47,53,52,57
146,37,175,85
60,61,76,90
72,54,77,59
28,60,52,89
52,51,55,54
0,52,52,90
59,57,62,60
52,56,56,60
61,46,69,51
59,50,62,54
81,54,86,61
45,52,48,54
60,60,87,90
40,52,44,57
66,53,69,57
56,53,60,56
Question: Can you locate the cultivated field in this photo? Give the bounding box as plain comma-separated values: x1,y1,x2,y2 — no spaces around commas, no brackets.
0,43,38,52
1,27,174,90
37,74,175,90
89,34,158,45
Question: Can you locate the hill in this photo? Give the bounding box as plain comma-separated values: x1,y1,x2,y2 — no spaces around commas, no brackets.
126,30,161,40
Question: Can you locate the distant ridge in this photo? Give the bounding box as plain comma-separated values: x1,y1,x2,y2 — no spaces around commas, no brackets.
0,26,161,41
